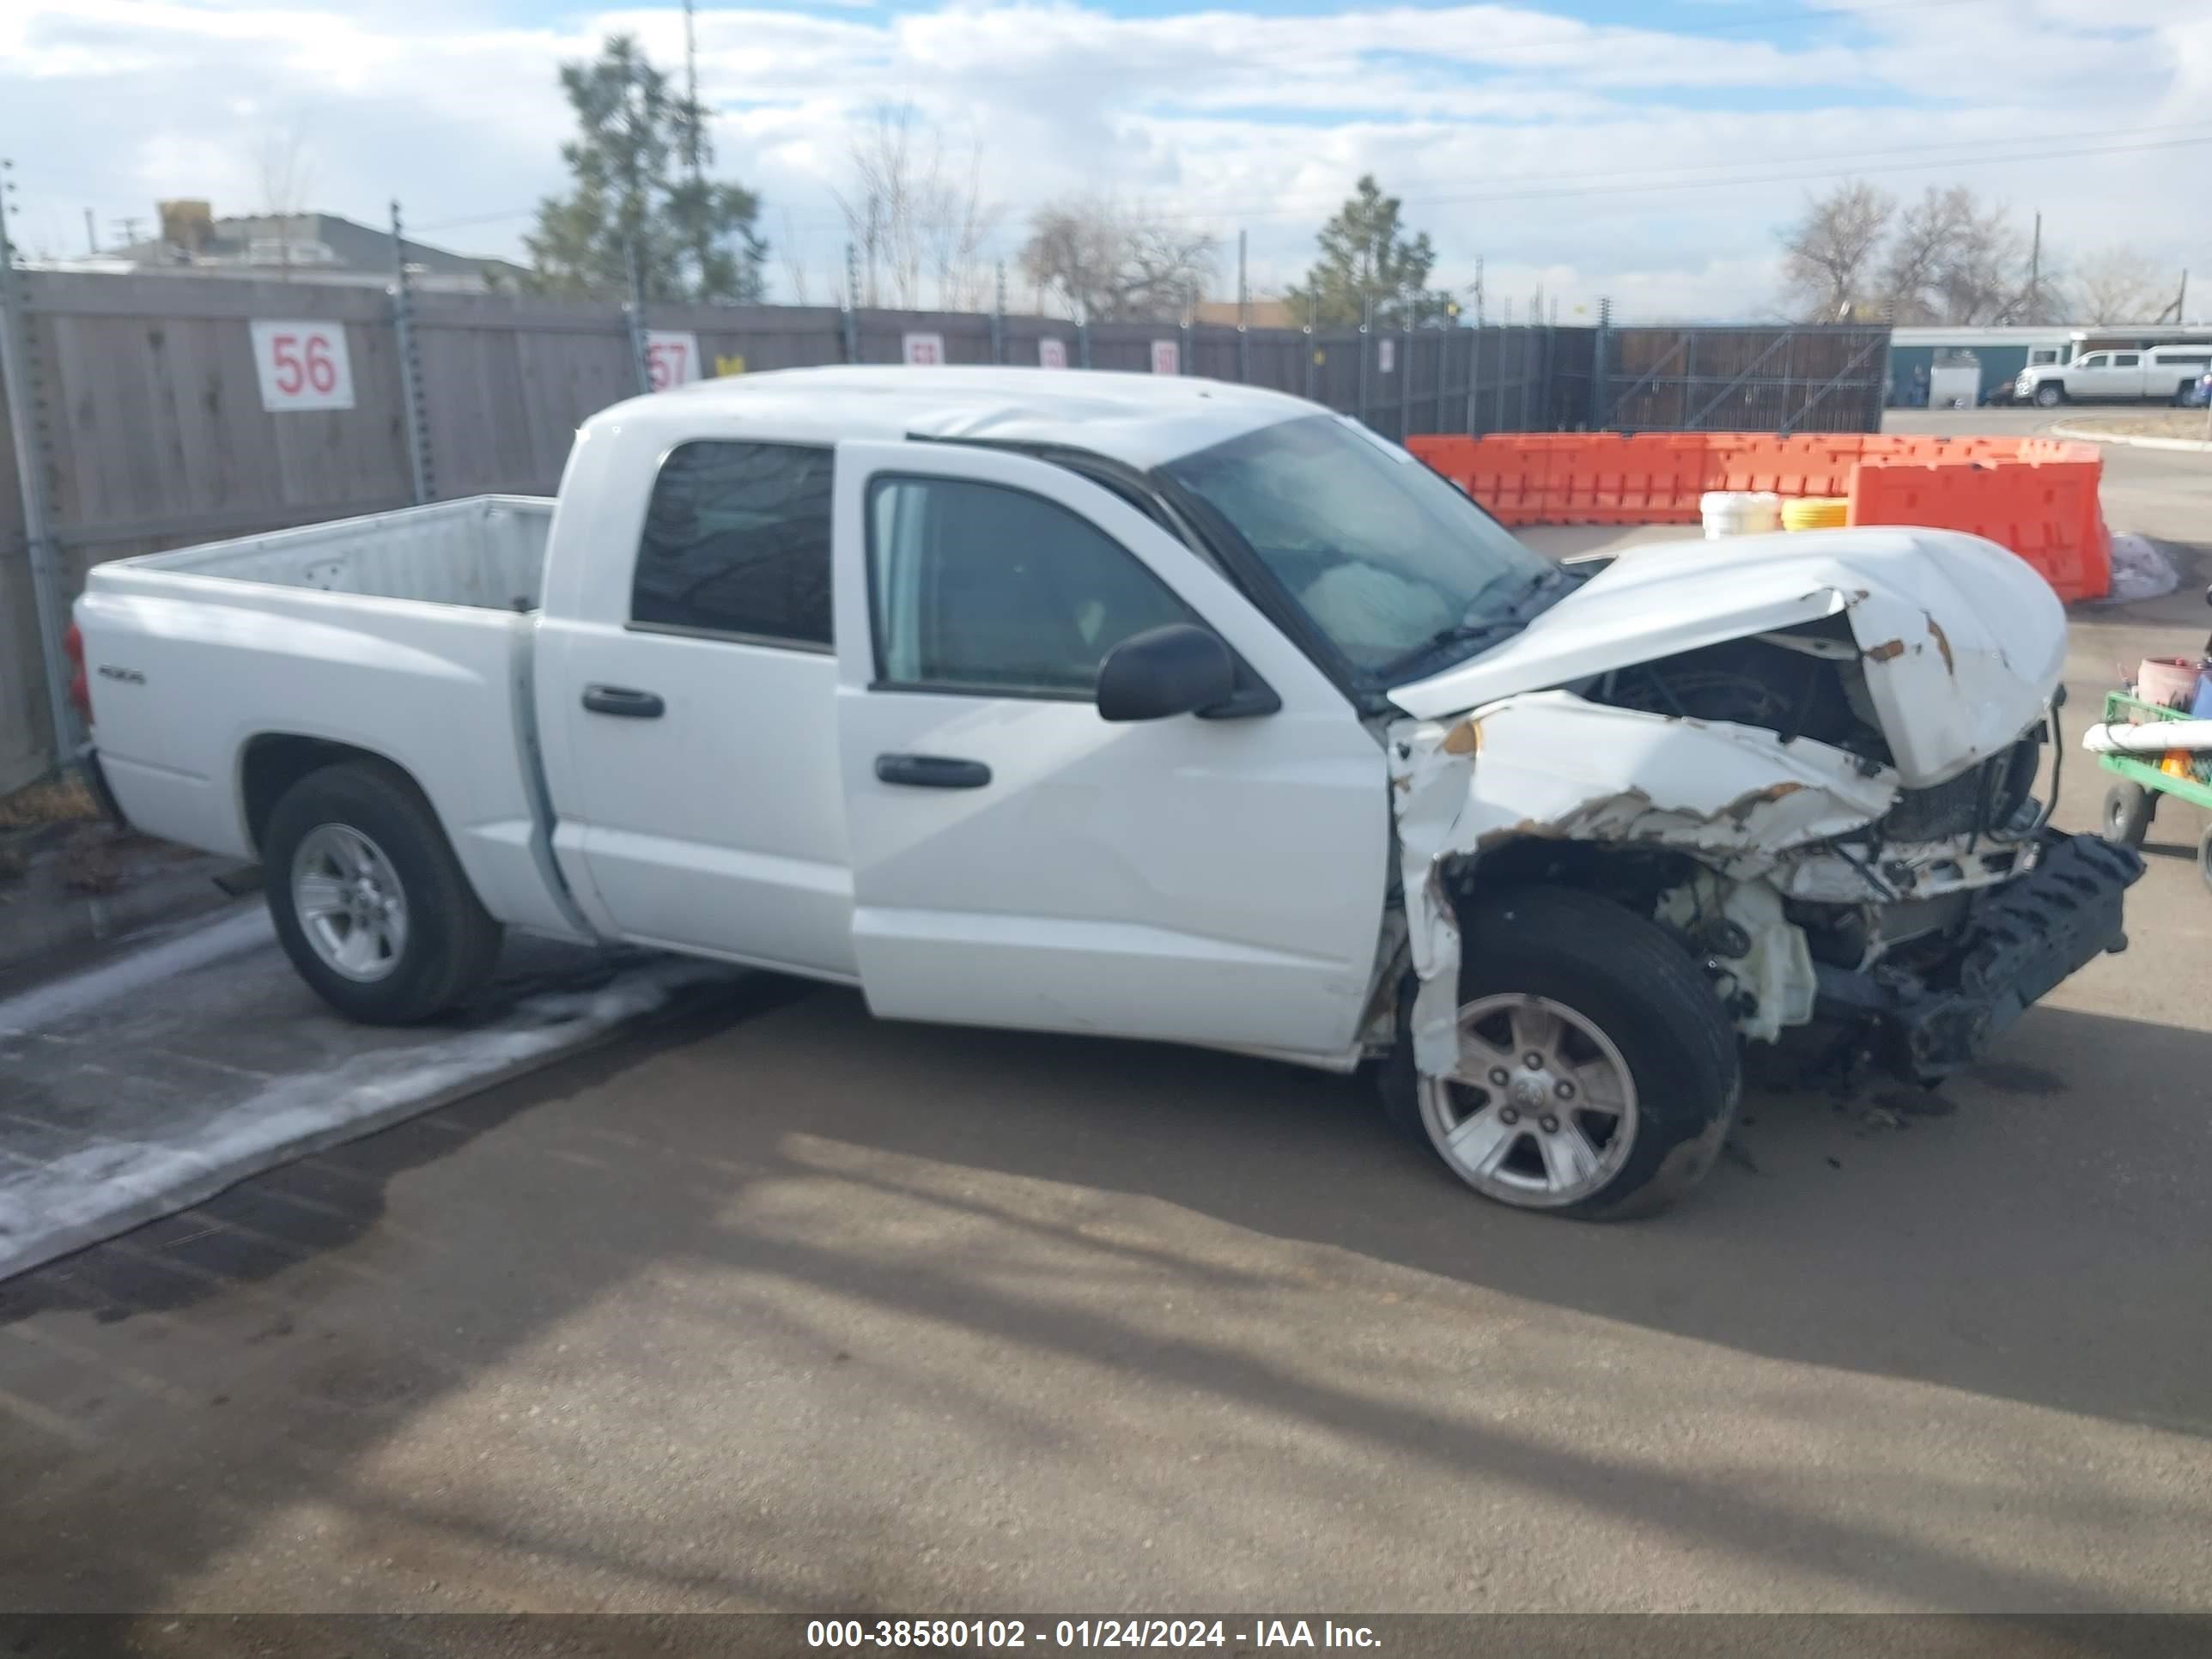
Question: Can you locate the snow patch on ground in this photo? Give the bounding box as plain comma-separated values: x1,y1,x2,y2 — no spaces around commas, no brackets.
0,934,736,1282
2097,533,2180,606
0,908,276,1036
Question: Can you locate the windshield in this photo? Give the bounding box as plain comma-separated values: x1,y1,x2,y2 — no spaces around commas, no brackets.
1159,414,1558,681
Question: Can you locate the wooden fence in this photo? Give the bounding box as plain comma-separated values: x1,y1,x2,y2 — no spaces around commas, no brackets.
0,269,1875,787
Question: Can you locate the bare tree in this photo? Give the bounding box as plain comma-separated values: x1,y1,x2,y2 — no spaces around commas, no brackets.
1778,180,1891,321
2069,246,2170,324
255,124,319,278
1018,197,1218,322
1929,191,2031,323
833,104,1000,310
1875,187,1972,324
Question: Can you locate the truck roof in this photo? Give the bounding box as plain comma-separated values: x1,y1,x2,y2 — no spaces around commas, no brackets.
588,365,1316,471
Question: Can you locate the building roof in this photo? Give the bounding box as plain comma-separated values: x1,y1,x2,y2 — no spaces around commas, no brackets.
109,210,526,285
599,365,1314,470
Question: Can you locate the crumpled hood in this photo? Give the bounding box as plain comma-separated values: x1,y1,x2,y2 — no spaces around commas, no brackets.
1387,526,2067,787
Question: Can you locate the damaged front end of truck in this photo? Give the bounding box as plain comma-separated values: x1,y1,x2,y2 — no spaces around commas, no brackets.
1381,528,2145,1100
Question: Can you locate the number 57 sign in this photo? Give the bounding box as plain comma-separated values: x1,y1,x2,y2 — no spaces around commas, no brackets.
250,320,356,411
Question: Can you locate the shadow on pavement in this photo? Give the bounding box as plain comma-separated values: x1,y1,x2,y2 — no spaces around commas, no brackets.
3,972,2207,1614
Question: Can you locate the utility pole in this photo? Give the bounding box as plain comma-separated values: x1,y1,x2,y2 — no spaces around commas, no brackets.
82,209,95,256
1472,255,1485,328
2027,212,2041,325
684,0,709,301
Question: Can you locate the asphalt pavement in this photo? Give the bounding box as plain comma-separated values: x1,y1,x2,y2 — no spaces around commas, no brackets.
2,408,2208,1618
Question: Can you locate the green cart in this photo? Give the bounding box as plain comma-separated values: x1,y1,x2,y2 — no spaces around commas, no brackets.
2099,688,2212,894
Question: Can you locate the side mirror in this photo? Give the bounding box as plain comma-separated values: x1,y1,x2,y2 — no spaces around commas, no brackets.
1096,624,1240,722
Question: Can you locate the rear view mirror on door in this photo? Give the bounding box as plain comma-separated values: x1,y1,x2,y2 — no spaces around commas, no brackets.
1096,624,1239,721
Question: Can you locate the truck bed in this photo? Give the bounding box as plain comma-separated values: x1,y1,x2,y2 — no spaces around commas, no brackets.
121,496,554,611
76,494,585,943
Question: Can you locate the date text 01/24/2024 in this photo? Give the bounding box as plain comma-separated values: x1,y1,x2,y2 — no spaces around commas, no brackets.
806,1620,1382,1649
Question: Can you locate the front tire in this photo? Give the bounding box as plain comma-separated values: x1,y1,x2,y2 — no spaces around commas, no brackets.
2033,383,2065,409
1380,887,1741,1220
264,760,504,1024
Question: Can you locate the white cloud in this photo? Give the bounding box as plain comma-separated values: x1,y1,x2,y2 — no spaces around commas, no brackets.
4,0,2209,319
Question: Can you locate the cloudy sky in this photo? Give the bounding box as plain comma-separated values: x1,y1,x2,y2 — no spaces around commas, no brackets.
3,0,2209,320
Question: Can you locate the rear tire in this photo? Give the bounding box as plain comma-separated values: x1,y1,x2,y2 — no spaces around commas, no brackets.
1378,886,1741,1220
264,760,503,1024
2102,781,2155,848
2198,823,2212,898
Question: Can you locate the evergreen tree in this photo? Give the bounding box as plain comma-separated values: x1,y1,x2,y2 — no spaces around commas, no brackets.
525,34,767,303
1285,176,1443,327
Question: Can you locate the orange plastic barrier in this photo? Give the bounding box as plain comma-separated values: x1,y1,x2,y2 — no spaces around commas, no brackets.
1406,430,2112,602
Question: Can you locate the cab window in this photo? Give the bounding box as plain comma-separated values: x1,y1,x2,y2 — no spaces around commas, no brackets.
630,441,834,648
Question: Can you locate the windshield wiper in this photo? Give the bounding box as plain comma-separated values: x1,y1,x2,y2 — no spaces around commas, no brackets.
1377,566,1569,678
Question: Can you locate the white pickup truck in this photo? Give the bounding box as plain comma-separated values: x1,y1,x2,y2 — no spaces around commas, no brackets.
2015,343,2212,407
73,368,2142,1218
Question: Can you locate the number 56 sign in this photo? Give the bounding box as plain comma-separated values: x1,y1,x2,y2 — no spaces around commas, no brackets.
250,320,356,411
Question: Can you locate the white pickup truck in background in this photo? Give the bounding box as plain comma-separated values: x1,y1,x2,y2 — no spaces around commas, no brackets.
2016,343,2212,407
74,368,2142,1218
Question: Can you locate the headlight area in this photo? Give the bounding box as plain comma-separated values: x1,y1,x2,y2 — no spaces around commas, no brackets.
1763,706,2142,1085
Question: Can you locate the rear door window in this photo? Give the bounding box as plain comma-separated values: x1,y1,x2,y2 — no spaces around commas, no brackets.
630,441,833,648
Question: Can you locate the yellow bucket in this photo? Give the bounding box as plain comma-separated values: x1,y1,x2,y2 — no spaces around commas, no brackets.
1782,495,1850,532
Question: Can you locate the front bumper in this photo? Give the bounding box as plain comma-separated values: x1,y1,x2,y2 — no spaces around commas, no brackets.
1813,831,2144,1081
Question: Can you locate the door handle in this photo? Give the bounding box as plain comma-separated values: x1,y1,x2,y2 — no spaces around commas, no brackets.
876,753,992,789
582,684,665,719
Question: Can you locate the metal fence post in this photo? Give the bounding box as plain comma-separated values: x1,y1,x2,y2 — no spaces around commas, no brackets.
389,200,434,503
1591,295,1613,428
1237,228,1250,384
1518,325,1533,431
1466,325,1481,436
1181,287,1194,376
1078,304,1091,370
991,262,1006,366
842,243,860,364
1357,295,1372,427
1398,296,1413,440
1304,291,1318,402
623,236,652,395
1494,303,1509,434
0,158,76,770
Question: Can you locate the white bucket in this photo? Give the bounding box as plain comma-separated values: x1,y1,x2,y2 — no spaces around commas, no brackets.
1700,490,1783,539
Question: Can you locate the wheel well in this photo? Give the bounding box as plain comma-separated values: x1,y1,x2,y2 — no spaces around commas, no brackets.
1462,837,1696,908
240,736,418,856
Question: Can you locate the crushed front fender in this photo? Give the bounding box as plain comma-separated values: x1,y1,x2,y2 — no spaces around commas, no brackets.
1387,690,1898,1076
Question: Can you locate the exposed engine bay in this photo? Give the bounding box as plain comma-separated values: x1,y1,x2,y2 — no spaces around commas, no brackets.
1382,538,2145,1094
